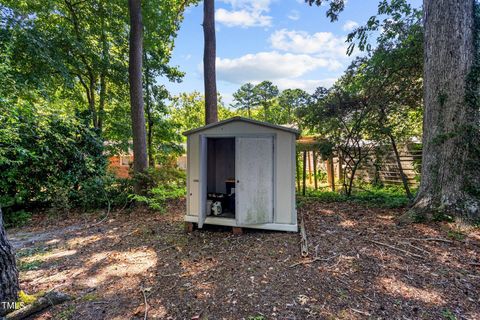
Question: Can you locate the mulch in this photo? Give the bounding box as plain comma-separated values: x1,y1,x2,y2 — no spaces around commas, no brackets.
10,198,480,319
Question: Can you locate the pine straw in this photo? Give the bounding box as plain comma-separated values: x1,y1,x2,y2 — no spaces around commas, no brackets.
12,199,480,320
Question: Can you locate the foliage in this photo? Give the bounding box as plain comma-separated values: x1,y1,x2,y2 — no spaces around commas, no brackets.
231,81,311,126
144,85,184,166
298,1,422,197
3,210,31,228
170,91,235,134
130,167,186,212
278,88,310,125
302,185,412,209
0,0,195,220
232,83,256,118
298,80,377,196
253,80,279,121
0,102,107,221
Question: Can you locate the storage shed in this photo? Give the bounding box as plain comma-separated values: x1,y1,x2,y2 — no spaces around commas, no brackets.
183,117,299,232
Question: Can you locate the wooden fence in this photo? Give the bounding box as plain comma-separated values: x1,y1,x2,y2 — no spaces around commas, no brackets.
296,137,422,192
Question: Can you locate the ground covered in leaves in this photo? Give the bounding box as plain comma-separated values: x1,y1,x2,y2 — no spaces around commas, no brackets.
9,199,480,319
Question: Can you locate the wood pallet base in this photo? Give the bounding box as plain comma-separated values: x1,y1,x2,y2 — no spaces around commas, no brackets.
185,222,245,235
184,222,194,233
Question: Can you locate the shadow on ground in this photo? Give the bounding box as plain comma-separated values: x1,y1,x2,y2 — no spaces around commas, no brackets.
9,199,480,319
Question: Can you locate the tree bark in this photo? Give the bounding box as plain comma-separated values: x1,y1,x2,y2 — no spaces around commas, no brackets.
328,156,335,192
296,152,301,191
128,0,149,193
414,0,480,220
313,151,318,190
302,151,307,196
307,151,312,184
143,52,155,168
0,208,19,317
203,0,218,124
98,2,109,135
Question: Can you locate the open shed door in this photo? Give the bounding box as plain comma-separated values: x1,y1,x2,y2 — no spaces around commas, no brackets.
236,137,274,225
198,136,207,228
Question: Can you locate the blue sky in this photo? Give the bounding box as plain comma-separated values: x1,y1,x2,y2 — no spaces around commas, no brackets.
162,0,422,105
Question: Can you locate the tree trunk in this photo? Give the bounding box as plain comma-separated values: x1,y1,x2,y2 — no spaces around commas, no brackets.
98,3,108,135
144,52,155,168
89,75,98,130
414,0,480,220
203,0,218,124
302,151,307,196
313,151,318,190
296,152,301,191
307,151,312,184
388,133,413,200
0,208,19,317
328,156,335,192
128,0,149,193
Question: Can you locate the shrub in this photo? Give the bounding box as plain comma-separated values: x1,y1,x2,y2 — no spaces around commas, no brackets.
131,166,186,212
0,104,107,219
301,184,413,208
3,209,31,228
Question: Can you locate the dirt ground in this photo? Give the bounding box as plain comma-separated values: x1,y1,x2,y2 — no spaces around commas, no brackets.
8,199,480,320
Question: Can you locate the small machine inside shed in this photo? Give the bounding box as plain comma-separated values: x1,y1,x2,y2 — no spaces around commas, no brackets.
184,117,299,232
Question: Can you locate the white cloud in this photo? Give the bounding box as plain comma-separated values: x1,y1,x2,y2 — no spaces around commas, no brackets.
216,8,272,28
274,78,338,92
269,29,348,57
343,20,359,31
216,0,273,28
216,51,342,84
287,10,300,21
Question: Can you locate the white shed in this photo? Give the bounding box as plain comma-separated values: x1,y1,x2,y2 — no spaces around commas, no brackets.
183,117,299,232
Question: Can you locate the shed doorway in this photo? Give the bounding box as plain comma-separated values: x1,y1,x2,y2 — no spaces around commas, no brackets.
206,137,236,219
199,135,275,228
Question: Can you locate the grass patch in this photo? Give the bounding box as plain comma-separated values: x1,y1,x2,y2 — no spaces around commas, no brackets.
18,259,42,271
17,246,53,258
299,185,413,208
55,305,76,320
447,229,466,241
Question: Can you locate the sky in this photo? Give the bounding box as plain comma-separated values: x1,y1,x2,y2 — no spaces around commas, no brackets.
161,0,422,106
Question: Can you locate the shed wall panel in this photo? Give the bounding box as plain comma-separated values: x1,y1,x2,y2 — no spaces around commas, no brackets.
186,120,296,227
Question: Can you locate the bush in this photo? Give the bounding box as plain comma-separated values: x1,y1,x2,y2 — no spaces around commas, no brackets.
73,174,133,211
131,166,186,212
0,104,108,219
301,185,413,208
3,209,32,228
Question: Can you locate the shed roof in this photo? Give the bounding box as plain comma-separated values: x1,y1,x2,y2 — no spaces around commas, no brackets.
182,116,300,137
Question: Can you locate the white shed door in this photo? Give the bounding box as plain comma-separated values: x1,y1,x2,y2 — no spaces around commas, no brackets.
236,137,274,225
198,135,207,228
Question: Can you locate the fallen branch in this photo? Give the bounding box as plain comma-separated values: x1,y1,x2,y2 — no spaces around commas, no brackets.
157,245,176,253
300,215,308,257
140,286,151,320
289,254,337,268
7,291,71,320
403,242,431,256
406,237,453,244
91,194,112,226
369,240,424,259
351,308,371,316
